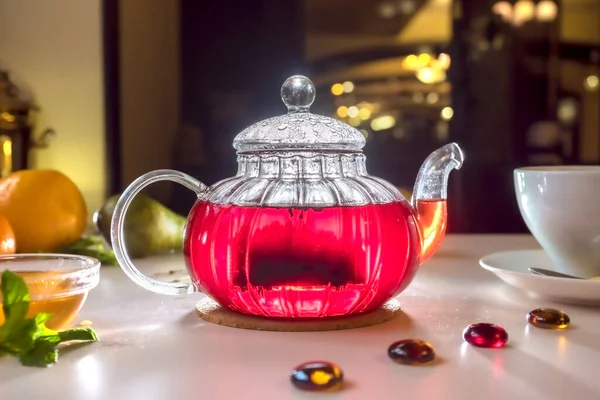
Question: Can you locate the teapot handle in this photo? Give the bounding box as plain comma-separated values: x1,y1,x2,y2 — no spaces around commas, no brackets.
110,169,207,296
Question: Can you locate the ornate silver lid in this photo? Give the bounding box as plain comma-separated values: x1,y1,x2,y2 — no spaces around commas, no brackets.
233,75,366,152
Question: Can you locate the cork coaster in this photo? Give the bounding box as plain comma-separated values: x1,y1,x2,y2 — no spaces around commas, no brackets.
195,297,403,332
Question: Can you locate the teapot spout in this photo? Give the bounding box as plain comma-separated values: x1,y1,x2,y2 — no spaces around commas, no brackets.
411,142,464,262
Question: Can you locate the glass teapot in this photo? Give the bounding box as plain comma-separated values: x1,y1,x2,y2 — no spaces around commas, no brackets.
111,75,464,319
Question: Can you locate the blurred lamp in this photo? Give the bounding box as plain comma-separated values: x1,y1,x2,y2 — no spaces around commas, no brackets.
441,107,454,121
336,106,348,118
331,83,344,96
416,67,446,84
371,115,396,131
536,0,558,22
584,75,599,92
492,0,557,25
342,81,355,93
513,0,535,26
347,106,359,118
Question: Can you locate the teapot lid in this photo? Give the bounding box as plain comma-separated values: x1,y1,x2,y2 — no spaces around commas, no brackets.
233,75,366,152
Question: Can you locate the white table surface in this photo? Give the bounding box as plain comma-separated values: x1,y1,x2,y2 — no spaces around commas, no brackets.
2,234,600,400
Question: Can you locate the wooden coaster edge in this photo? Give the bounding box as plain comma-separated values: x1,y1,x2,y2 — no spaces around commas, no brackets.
195,297,403,332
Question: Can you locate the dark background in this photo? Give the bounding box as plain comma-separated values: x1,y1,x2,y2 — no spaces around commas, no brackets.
103,0,600,234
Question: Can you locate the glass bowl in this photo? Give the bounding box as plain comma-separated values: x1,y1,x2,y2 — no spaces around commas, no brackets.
0,254,100,330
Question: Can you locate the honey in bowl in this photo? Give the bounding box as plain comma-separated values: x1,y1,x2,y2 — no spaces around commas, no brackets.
0,255,100,331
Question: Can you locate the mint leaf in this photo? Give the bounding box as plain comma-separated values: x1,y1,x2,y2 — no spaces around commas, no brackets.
0,318,38,354
1,270,30,306
21,328,98,367
0,270,30,341
59,327,98,342
19,336,60,367
59,236,118,266
0,270,99,367
33,313,56,337
0,311,55,355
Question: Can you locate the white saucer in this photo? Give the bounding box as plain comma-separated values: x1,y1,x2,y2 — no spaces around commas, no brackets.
479,249,600,305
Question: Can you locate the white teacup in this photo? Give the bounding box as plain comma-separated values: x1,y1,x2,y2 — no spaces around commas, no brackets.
514,166,600,278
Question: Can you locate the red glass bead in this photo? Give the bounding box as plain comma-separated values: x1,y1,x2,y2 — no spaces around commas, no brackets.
463,323,508,348
290,361,344,391
388,339,436,365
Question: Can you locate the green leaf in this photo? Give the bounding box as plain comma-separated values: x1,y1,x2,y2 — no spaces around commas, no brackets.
58,327,98,342
0,311,56,355
59,236,118,266
19,336,60,367
1,319,38,354
33,313,57,337
0,270,30,327
67,248,118,266
1,270,30,306
0,270,98,367
0,271,31,344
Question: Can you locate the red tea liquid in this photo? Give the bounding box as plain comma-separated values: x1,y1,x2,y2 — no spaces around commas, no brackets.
184,199,445,318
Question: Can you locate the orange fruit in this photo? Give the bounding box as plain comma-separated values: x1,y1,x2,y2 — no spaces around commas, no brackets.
0,213,16,254
0,170,88,253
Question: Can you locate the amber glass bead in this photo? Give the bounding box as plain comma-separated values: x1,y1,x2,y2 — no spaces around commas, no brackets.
527,308,570,329
388,339,436,365
290,361,343,391
463,323,508,348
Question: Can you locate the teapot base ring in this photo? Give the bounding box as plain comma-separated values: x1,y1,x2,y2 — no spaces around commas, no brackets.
195,297,403,332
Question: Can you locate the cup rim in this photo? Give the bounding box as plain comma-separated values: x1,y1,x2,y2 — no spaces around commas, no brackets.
0,253,101,300
515,165,600,174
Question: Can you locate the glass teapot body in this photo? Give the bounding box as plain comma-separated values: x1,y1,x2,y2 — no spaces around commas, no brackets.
110,76,463,319
183,152,423,318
